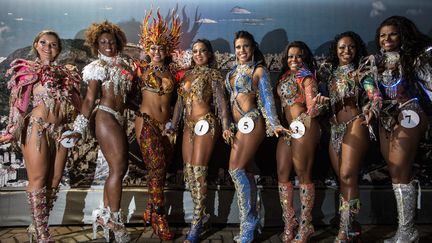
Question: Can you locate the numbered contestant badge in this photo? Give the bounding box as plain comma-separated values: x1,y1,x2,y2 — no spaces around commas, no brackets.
194,120,210,136
238,117,254,134
290,120,306,139
398,110,420,129
60,130,75,148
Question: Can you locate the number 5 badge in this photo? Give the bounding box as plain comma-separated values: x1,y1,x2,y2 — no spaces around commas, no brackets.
238,117,254,134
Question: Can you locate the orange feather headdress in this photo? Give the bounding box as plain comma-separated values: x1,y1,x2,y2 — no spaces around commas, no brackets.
140,9,181,54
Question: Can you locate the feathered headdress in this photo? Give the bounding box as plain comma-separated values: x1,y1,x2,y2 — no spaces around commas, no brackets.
140,8,181,54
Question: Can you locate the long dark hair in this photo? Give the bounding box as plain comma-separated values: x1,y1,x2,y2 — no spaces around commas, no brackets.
233,30,267,67
278,41,316,80
329,31,367,69
375,16,432,82
191,39,217,68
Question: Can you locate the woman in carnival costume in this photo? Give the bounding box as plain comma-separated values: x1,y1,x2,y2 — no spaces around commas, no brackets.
133,9,180,240
68,21,134,242
276,41,323,243
0,30,81,242
226,30,288,243
360,16,432,243
316,32,380,242
165,39,233,243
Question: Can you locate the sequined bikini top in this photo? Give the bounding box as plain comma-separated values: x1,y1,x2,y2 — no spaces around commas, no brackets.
277,67,313,107
378,51,403,99
225,62,257,95
178,66,222,103
135,61,174,95
328,63,357,107
82,53,134,102
6,59,81,113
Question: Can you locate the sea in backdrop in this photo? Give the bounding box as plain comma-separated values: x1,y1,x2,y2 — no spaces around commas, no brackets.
1,0,432,57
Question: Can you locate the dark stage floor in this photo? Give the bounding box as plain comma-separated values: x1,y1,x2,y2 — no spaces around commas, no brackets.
1,224,432,243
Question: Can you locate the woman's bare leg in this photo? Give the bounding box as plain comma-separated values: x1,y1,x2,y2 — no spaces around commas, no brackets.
95,112,128,212
335,119,369,241
291,120,320,184
229,119,265,169
380,112,427,243
182,128,194,164
381,114,427,183
23,125,50,192
338,120,369,200
191,125,219,166
276,137,294,183
47,146,67,189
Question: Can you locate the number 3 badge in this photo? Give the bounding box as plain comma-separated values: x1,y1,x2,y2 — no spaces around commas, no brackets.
238,117,254,134
290,120,306,139
398,109,420,128
194,120,210,136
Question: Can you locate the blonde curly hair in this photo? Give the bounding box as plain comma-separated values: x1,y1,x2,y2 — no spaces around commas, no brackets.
85,20,127,55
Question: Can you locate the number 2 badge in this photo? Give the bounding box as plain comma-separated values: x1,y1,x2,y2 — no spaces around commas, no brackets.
60,130,76,148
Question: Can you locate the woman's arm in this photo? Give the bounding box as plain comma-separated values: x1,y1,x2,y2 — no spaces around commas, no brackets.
212,71,234,143
169,90,184,133
72,79,99,138
303,77,321,118
254,67,287,137
1,62,35,143
361,76,382,123
212,71,232,132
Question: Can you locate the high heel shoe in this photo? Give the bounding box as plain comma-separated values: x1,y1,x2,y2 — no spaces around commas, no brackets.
143,204,152,226
184,164,210,243
229,168,260,243
92,207,130,243
110,210,130,243
384,181,419,243
27,186,59,242
27,187,54,243
150,205,175,240
292,183,315,243
91,206,110,242
334,196,361,243
185,214,210,243
146,177,175,240
27,223,36,243
278,182,298,242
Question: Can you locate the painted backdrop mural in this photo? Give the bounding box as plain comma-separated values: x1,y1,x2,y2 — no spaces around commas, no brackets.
0,0,431,188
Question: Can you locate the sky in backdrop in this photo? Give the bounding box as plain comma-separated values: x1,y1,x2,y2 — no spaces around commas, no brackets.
0,0,431,56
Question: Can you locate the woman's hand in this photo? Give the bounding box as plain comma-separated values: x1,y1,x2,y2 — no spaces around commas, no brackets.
313,93,330,105
362,98,380,126
0,133,13,144
362,110,375,125
222,129,234,145
274,126,291,138
162,127,175,136
162,121,176,137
